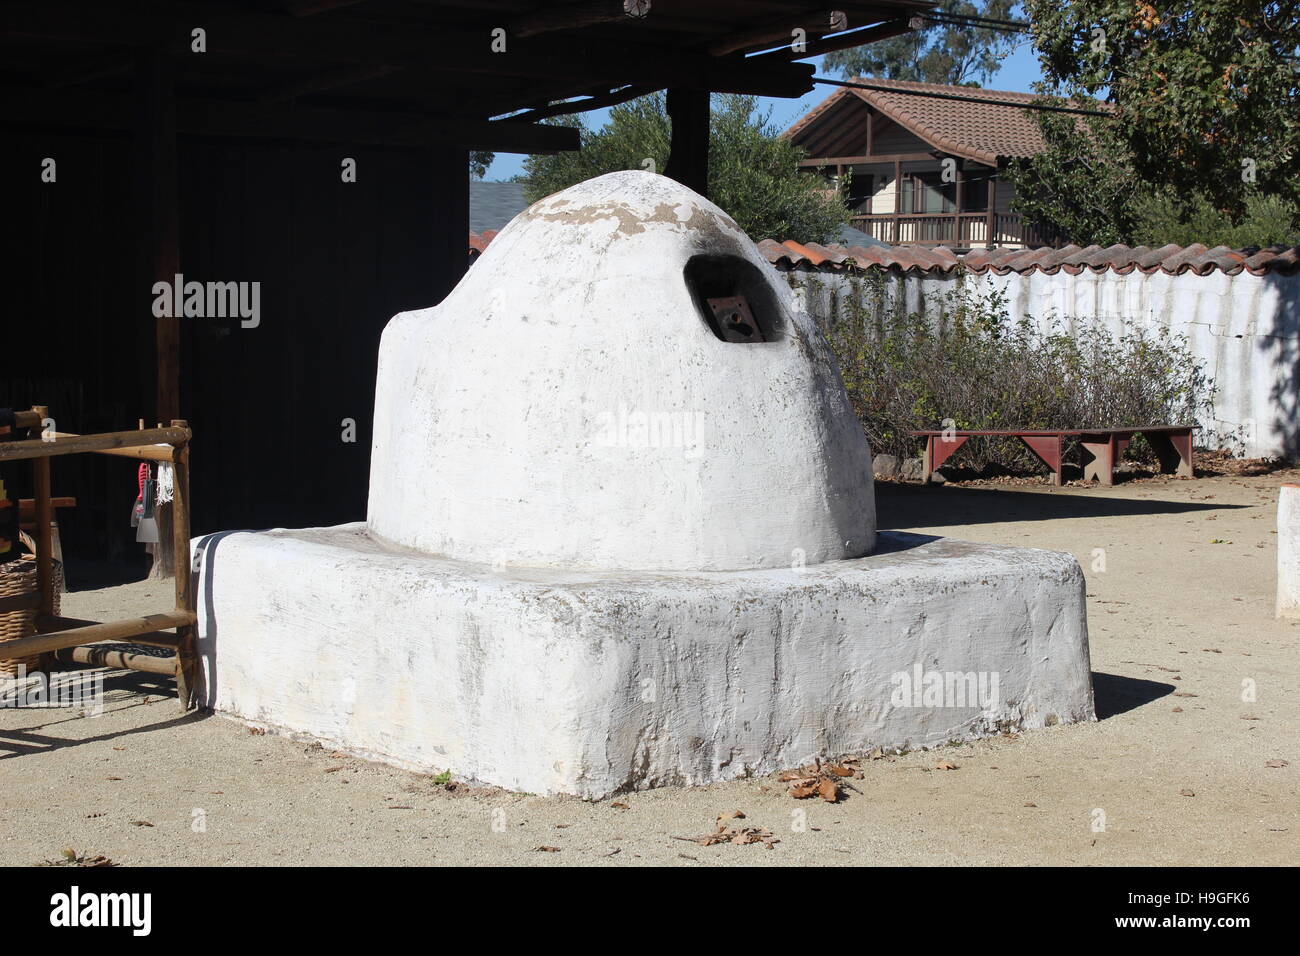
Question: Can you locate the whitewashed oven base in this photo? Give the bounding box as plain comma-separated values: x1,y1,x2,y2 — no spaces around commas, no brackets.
194,525,1093,798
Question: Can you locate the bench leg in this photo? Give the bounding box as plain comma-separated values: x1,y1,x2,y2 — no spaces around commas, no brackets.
1146,430,1195,478
1080,434,1116,486
1021,434,1064,486
925,434,969,483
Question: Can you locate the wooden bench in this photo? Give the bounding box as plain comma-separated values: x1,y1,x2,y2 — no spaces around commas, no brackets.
908,426,1196,486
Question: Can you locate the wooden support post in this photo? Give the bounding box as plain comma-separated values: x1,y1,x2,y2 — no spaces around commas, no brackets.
665,88,710,198
170,423,199,709
953,162,964,246
430,145,470,304
984,174,996,249
892,156,901,245
135,49,180,580
32,406,54,672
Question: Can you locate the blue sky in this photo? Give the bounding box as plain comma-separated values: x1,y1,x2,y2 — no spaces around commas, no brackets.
483,30,1046,181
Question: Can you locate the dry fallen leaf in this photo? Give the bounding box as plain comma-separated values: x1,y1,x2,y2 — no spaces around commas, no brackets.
611,801,630,810
129,820,154,827
1265,759,1290,768
1179,789,1196,797
790,784,818,799
818,777,840,803
533,846,561,853
936,761,960,771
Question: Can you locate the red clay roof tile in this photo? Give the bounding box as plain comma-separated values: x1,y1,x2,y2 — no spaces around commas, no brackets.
468,230,1299,277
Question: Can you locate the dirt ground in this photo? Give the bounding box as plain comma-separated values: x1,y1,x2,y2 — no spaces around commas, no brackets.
2,472,1296,867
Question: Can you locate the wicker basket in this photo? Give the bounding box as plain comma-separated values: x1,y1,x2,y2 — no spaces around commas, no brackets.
0,531,64,677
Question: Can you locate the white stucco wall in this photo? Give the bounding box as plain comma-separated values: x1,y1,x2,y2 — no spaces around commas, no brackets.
791,267,1300,459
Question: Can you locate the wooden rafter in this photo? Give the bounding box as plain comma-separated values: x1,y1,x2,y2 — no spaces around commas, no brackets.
502,82,659,123
510,0,651,38
0,86,582,152
708,8,847,57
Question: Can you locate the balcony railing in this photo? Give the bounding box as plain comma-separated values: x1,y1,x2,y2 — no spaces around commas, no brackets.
848,212,1064,249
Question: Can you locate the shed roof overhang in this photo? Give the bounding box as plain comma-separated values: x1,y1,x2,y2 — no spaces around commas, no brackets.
1,0,936,151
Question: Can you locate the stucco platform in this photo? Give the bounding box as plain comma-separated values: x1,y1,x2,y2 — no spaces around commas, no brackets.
193,524,1094,799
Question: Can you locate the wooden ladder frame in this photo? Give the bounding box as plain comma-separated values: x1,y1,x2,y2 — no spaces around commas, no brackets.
0,406,198,709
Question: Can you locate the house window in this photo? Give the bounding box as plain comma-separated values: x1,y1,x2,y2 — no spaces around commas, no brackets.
900,173,954,214
962,174,991,213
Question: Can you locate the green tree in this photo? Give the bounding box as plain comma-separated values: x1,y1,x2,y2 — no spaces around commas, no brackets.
823,0,1018,86
1023,0,1300,214
519,93,851,242
1003,99,1142,245
469,151,495,179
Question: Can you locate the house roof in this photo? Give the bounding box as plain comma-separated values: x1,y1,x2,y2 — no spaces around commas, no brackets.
468,230,1300,276
470,182,529,235
787,78,1056,166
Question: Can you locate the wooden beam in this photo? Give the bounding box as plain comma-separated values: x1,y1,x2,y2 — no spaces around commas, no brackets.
504,83,658,123
511,0,651,38
0,611,197,661
753,17,915,63
40,617,181,649
284,0,369,15
44,55,133,89
258,65,397,105
800,152,968,167
4,1,811,97
46,433,179,462
665,88,709,197
708,8,846,56
0,87,582,152
54,645,178,676
0,427,190,463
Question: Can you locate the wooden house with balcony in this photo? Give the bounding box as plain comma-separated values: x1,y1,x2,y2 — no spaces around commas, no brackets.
786,78,1063,249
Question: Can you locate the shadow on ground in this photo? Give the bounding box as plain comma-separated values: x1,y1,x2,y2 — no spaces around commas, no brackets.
876,482,1245,529
0,667,205,759
1091,671,1176,719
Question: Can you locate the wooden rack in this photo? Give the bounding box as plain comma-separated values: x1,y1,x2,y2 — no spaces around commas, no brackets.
0,406,198,709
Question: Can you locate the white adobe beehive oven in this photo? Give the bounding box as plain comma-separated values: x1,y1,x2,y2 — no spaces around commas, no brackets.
368,171,874,571
196,171,1094,798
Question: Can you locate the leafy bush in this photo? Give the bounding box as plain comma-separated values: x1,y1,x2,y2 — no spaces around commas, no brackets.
802,274,1216,471
1130,190,1300,249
